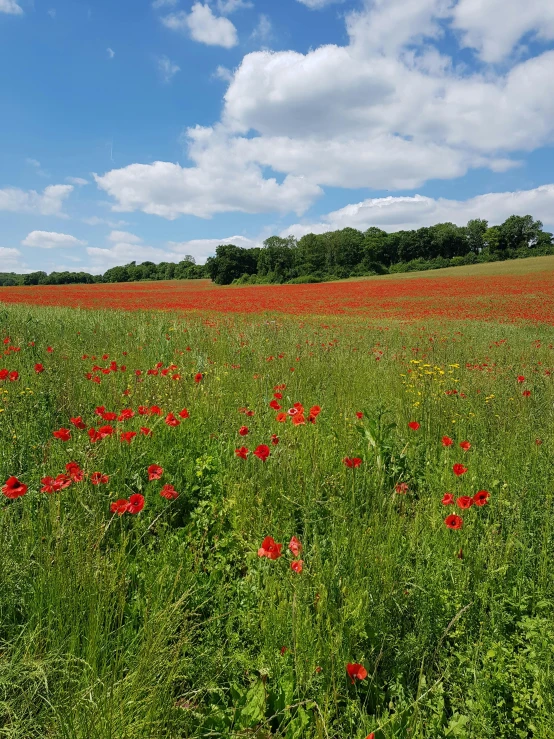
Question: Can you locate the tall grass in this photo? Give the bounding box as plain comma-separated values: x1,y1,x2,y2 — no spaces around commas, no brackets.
0,303,553,738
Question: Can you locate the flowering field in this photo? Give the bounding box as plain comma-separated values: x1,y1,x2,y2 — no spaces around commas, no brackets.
1,287,554,737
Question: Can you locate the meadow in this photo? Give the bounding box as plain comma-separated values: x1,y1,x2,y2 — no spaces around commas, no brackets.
1,264,554,738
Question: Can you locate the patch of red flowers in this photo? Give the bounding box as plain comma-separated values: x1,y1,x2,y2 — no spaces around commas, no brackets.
258,536,282,559
346,663,368,684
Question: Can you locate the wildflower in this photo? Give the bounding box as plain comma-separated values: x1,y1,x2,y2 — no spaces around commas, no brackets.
408,421,420,430
91,472,109,485
127,493,145,514
309,405,321,418
292,414,306,426
395,482,409,494
41,476,68,493
148,464,164,481
98,425,114,438
120,431,136,444
110,499,129,515
178,408,189,419
517,375,525,383
442,493,455,505
473,490,490,506
343,457,362,468
150,405,162,416
456,496,473,510
269,400,281,410
53,428,71,441
165,413,180,427
346,663,367,684
118,408,134,421
65,462,84,482
194,372,203,383
459,440,471,451
70,416,86,430
254,444,270,461
160,483,179,500
138,406,149,415
258,536,282,559
289,536,302,556
235,446,249,459
271,434,279,445
239,426,249,436
442,436,453,447
140,426,152,436
276,412,288,422
522,390,531,397
444,514,463,530
35,363,45,373
452,463,467,477
291,560,303,573
2,476,27,499
280,646,288,655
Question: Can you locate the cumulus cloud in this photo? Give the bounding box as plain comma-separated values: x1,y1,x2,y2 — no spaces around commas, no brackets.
0,247,26,271
108,230,142,243
281,184,554,238
217,0,253,13
22,231,87,249
162,3,238,47
82,216,129,227
156,54,180,83
0,0,23,14
0,184,73,216
250,14,272,44
168,234,260,262
66,176,89,185
213,65,234,82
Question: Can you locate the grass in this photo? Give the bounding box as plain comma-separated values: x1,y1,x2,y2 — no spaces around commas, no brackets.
0,301,553,738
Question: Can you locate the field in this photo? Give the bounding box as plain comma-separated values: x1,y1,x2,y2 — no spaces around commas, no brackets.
1,263,554,738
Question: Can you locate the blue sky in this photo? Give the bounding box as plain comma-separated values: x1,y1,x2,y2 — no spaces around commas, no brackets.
1,0,554,273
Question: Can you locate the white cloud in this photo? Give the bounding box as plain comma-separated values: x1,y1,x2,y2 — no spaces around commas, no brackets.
216,0,253,13
0,184,73,216
152,0,177,7
296,0,342,7
108,230,142,243
87,242,179,268
162,4,238,48
94,158,321,219
107,47,115,59
452,0,554,63
22,231,87,249
156,55,180,83
0,0,23,15
82,216,130,226
0,247,26,272
281,184,554,238
250,14,272,44
48,8,56,18
26,158,49,177
168,234,260,262
213,65,234,82
66,176,89,185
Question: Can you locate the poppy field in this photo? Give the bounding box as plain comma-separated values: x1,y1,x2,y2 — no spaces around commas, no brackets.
1,277,554,737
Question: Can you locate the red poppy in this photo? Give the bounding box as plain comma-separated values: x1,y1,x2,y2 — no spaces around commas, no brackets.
120,431,136,444
194,372,203,383
53,428,71,441
395,482,409,494
292,414,306,426
235,446,249,459
343,457,362,468
459,440,471,451
41,476,66,494
165,413,180,427
408,421,420,430
276,412,288,423
473,490,490,506
88,428,100,443
94,405,106,416
138,405,149,415
160,483,179,500
366,734,375,739
118,408,134,421
271,434,279,445
309,405,321,417
140,426,152,436
274,392,283,399
239,426,249,436
70,416,86,430
178,408,189,419
442,493,454,505
65,462,84,482
280,646,288,655
452,463,468,477
442,436,453,447
444,514,463,530
254,444,270,461
148,464,164,480
346,663,367,684
91,472,109,485
8,371,19,382
2,476,27,499
522,390,531,397
150,405,162,416
34,363,45,373
517,375,525,383
291,560,303,573
97,425,114,438
287,407,299,417
536,438,543,445
269,399,281,410
456,495,473,509
101,411,118,421
258,536,282,559
110,498,129,515
289,536,302,556
127,493,145,514
356,412,363,419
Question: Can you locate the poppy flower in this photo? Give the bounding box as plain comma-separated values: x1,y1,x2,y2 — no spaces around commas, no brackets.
442,493,455,505
291,560,303,573
238,426,249,436
150,405,162,416
88,428,100,443
70,416,86,430
473,490,490,506
408,421,420,430
101,411,118,421
273,392,283,399
148,464,164,480
139,426,151,436
289,536,302,557
517,375,525,383
127,493,145,514
280,646,288,655
95,406,106,416
287,407,299,417
269,400,281,410
309,405,321,418
178,408,189,419
444,514,463,530
235,446,249,459
395,482,409,494
138,405,149,415
276,412,288,423
254,445,270,462
194,372,203,383
91,472,109,485
97,425,114,438
65,462,84,482
110,498,129,515
343,457,362,468
53,428,71,441
271,434,279,445
356,411,364,419
452,463,467,477
35,363,45,373
118,409,134,421
366,734,375,739
165,413,180,427
459,440,471,451
346,663,367,684
522,390,531,397
456,496,473,510
292,414,306,426
442,436,453,447
41,476,66,494
120,431,136,444
160,483,179,500
2,476,27,499
258,536,282,559
8,371,18,382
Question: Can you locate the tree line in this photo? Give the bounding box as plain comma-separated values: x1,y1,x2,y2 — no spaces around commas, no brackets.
1,214,552,288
